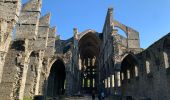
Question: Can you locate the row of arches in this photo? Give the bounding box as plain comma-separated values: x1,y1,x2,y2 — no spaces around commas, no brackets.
45,30,101,97
101,37,170,97
23,50,66,98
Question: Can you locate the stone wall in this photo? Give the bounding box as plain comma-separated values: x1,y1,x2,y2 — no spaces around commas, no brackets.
120,33,170,100
0,1,170,100
0,0,21,83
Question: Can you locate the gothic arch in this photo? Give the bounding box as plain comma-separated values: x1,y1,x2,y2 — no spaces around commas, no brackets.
24,51,39,98
145,50,152,74
78,29,100,41
78,30,101,93
113,20,128,37
120,54,139,96
48,57,65,73
120,54,139,80
47,58,66,97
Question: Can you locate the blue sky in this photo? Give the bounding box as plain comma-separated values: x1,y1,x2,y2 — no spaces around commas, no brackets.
22,0,170,48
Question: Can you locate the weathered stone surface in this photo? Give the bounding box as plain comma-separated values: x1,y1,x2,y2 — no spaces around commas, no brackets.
0,1,170,100
22,0,42,12
15,0,41,40
18,12,40,25
39,13,51,27
16,24,38,39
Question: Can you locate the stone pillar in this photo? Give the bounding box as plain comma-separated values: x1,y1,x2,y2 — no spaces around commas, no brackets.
0,0,21,83
15,0,42,99
35,51,43,95
0,0,21,99
34,13,51,96
0,51,6,83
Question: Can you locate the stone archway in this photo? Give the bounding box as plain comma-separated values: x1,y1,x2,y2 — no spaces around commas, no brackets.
24,51,39,98
78,31,101,94
120,54,138,96
47,59,66,97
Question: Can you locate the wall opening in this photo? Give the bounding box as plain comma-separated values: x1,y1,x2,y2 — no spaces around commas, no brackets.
120,54,138,95
115,27,127,38
163,38,170,69
47,59,66,97
78,31,100,94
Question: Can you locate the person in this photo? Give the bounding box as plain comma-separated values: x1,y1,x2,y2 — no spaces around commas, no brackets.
101,91,104,100
92,90,95,100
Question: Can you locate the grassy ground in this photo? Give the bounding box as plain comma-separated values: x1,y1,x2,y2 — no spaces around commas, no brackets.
23,98,33,100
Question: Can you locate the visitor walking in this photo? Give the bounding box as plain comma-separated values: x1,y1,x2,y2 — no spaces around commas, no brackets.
101,91,104,100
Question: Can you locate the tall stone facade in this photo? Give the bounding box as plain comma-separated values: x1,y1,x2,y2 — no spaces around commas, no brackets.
0,0,170,100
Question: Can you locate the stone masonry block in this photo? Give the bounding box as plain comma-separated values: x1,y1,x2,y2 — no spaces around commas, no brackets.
47,37,55,47
16,24,38,39
0,20,7,34
22,0,42,12
33,37,48,50
39,13,51,27
48,27,56,38
0,1,21,21
128,39,140,48
18,11,40,25
127,28,139,39
44,47,54,57
37,27,49,38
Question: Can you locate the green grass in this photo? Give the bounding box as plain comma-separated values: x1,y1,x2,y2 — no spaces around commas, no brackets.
23,97,33,100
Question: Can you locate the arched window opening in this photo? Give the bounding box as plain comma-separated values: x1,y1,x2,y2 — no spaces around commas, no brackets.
135,66,139,77
163,38,170,69
78,31,100,94
47,59,66,97
87,79,90,87
108,77,110,88
105,79,108,88
79,55,82,70
93,78,95,87
88,58,90,66
127,70,130,79
146,60,150,74
121,54,138,81
82,78,84,88
115,27,127,38
164,52,169,69
117,72,121,87
121,72,124,80
112,75,115,87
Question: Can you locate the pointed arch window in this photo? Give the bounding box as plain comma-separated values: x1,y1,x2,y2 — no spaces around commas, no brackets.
105,79,108,88
117,72,121,87
135,66,138,77
108,77,110,88
146,60,150,74
121,72,124,80
164,51,169,69
112,75,115,87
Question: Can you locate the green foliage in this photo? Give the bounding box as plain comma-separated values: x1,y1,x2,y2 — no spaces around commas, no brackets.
23,97,33,100
56,35,60,40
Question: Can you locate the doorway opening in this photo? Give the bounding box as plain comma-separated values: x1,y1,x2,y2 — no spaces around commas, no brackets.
47,59,66,97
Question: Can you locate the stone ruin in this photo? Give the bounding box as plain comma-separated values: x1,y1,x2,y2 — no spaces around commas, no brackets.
0,0,170,100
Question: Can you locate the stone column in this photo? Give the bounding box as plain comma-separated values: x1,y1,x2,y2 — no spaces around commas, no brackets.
0,51,6,83
0,0,21,83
